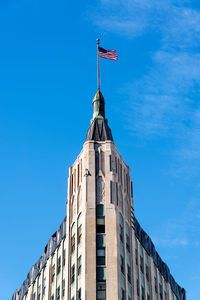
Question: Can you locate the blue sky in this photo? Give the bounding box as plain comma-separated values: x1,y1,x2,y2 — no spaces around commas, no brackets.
0,0,200,299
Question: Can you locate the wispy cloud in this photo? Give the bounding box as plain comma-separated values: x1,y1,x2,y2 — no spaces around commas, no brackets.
152,198,200,248
88,0,200,177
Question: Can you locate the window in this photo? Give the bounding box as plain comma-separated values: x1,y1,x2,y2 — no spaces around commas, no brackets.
51,264,55,282
127,264,131,283
97,267,106,281
141,286,145,300
32,293,36,300
119,224,124,242
97,235,105,248
38,285,41,300
62,280,65,297
140,256,144,273
164,282,167,300
120,255,124,274
71,234,75,253
155,281,158,294
97,217,105,233
77,288,81,300
164,292,167,300
63,249,66,266
146,265,149,281
154,266,158,294
71,264,75,284
78,255,82,275
135,248,138,265
97,281,106,300
71,297,74,300
126,234,130,251
43,277,46,295
51,295,54,300
121,288,125,300
78,225,82,244
97,248,106,265
57,256,61,274
137,279,140,297
56,286,60,300
97,205,105,233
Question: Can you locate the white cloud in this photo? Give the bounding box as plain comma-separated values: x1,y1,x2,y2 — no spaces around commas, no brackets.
87,0,200,177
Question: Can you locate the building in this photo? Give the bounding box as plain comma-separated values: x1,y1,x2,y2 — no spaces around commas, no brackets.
12,89,186,300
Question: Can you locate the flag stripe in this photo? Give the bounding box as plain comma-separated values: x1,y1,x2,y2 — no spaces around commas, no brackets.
98,46,118,60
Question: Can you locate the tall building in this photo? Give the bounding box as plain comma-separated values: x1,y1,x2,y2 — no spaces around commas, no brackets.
12,89,186,300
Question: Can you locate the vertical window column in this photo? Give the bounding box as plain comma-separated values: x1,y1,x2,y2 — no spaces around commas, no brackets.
96,205,106,300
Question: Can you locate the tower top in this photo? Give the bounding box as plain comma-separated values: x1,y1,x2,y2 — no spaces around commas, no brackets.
92,89,105,120
85,90,113,142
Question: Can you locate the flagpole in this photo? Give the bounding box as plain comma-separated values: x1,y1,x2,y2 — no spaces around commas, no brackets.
97,38,100,90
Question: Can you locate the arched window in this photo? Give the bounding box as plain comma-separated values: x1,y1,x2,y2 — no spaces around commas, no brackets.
71,223,75,253
77,213,82,244
119,213,124,242
125,223,130,252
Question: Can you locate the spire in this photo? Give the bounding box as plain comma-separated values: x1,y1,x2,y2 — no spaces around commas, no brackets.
92,89,105,119
85,90,113,142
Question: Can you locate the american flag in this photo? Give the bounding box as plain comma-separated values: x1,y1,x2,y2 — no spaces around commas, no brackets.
98,46,118,61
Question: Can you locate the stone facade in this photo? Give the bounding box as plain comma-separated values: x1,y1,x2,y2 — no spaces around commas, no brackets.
12,90,186,300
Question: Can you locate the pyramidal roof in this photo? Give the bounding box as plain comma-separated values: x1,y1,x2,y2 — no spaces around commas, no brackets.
85,90,114,142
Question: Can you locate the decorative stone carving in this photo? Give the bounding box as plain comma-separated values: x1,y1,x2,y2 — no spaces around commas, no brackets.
96,176,105,203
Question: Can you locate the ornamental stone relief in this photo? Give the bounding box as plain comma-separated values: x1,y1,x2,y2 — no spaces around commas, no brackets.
96,176,105,204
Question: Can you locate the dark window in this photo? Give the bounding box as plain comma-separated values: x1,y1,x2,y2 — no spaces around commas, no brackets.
78,225,82,244
97,267,106,281
97,217,105,233
155,279,158,294
97,248,106,265
97,235,105,248
71,234,75,253
97,205,105,216
140,256,144,273
127,264,131,283
57,256,61,274
62,280,65,297
137,279,140,297
32,293,36,300
141,287,145,300
97,281,106,300
121,288,126,300
51,265,55,282
126,234,130,252
160,284,163,300
164,292,167,300
63,249,66,266
71,265,75,284
120,255,125,274
146,265,149,281
51,295,54,300
77,288,81,300
78,256,81,275
56,286,60,300
135,248,138,265
120,225,124,242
